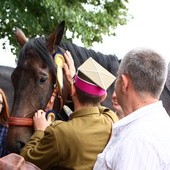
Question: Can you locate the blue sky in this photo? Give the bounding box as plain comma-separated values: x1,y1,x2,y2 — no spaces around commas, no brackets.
1,0,170,67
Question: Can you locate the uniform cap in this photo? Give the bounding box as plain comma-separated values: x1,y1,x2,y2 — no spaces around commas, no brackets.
75,57,116,96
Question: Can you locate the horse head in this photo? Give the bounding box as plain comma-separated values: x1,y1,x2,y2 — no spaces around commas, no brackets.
6,21,71,154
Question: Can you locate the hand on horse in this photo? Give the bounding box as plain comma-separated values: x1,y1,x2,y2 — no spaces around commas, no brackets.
63,51,76,85
33,110,52,131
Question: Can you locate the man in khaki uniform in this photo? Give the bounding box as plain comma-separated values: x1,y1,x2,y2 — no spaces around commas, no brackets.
20,51,118,170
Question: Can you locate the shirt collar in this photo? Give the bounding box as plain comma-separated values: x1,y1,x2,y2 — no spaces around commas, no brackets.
113,101,163,134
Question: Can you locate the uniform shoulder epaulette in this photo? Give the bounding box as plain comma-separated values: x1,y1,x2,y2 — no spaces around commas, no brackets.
98,106,119,123
98,106,111,113
51,120,64,127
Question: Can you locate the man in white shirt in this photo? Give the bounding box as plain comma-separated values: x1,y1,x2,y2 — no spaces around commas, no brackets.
93,48,170,170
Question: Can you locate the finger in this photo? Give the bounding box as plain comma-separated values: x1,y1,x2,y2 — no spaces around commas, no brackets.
37,109,44,114
64,51,72,63
66,51,74,64
33,111,39,120
64,51,76,82
34,112,38,118
63,63,69,76
38,110,45,117
64,51,70,64
63,63,73,85
64,51,75,70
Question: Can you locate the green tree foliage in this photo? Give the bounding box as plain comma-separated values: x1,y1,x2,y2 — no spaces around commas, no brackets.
0,0,130,54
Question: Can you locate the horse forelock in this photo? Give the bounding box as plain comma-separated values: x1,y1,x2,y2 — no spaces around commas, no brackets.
17,37,57,80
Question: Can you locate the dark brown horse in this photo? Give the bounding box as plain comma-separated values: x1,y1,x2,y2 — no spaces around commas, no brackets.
6,21,170,154
6,21,120,154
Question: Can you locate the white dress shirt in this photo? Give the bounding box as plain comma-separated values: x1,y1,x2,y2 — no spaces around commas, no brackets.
166,62,170,91
93,101,170,170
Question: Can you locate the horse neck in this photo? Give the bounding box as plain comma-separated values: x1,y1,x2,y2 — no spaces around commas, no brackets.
59,41,120,73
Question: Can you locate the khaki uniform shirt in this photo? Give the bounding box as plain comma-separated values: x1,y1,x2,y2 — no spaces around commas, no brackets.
20,106,118,170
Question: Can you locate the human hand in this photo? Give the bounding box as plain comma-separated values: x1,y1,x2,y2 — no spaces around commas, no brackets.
63,51,76,85
33,110,52,131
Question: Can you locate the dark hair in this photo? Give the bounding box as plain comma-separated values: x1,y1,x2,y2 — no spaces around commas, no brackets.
75,86,103,105
75,71,104,105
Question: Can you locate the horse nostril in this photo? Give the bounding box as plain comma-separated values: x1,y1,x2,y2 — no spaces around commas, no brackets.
16,141,26,153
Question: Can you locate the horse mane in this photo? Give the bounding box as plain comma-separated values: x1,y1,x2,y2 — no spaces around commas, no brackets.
16,37,119,78
17,37,57,77
59,41,120,76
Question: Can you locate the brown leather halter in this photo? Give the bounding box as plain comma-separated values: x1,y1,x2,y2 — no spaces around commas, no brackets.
8,53,65,127
8,85,63,127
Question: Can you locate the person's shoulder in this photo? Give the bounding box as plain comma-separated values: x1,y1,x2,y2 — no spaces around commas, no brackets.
99,106,116,113
51,120,64,127
98,106,119,123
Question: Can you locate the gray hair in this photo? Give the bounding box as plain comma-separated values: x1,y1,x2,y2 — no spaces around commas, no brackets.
118,48,168,98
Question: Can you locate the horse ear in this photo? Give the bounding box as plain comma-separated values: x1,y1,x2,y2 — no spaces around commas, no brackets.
15,28,28,47
46,21,65,54
55,20,65,45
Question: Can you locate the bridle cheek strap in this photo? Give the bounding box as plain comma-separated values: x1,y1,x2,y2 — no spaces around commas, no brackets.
45,52,65,112
44,86,63,112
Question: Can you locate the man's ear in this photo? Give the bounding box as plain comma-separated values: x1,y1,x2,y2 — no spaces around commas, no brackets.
121,74,129,92
101,93,107,102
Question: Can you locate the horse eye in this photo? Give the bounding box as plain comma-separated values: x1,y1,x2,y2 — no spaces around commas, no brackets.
39,76,48,84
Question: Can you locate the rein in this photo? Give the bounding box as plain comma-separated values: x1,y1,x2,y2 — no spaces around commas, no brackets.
8,53,65,127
